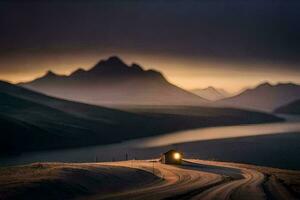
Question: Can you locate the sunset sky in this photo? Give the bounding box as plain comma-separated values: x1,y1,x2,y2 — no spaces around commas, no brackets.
1,0,300,93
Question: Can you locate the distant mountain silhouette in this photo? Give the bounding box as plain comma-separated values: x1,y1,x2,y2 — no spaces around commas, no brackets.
20,56,207,106
217,82,300,111
274,99,300,115
191,87,231,101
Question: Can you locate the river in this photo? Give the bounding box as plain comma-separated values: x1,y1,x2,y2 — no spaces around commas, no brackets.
1,118,300,169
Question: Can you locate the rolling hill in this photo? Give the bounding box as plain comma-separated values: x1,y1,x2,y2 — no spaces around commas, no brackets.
0,91,128,154
0,81,283,155
0,81,155,154
217,82,300,111
0,114,56,154
274,99,300,115
20,56,207,106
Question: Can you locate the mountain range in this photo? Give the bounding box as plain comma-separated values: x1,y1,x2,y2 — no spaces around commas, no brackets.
191,87,231,101
217,82,300,111
17,56,300,112
0,81,282,155
20,56,207,106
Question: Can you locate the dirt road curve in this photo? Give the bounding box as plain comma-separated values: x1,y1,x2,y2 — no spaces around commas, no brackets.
189,160,265,200
1,160,299,200
94,159,297,200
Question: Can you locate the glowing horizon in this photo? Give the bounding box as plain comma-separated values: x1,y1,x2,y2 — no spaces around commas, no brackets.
1,53,300,93
1,1,299,93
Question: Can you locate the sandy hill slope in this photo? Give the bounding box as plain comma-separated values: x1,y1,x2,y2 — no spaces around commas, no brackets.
217,82,300,111
20,56,207,106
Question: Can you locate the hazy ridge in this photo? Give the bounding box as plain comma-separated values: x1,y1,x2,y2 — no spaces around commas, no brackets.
217,82,300,111
20,56,207,106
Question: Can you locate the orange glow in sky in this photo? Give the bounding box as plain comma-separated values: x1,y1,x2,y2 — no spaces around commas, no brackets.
1,52,300,93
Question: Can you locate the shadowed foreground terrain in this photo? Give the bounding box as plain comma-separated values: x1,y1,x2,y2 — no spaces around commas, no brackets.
0,160,299,200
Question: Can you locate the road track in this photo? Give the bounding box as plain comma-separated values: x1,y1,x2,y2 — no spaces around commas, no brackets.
84,159,296,200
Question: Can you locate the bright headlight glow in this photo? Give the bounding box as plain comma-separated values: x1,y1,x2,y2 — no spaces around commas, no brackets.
173,152,181,160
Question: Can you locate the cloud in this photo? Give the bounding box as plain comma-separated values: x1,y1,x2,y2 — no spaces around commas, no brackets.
0,0,299,90
1,1,299,65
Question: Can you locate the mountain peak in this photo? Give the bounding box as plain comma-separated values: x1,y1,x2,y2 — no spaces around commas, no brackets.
191,86,228,101
45,70,57,77
276,82,299,88
106,56,126,65
204,86,218,92
71,68,86,76
131,63,144,71
257,82,273,89
91,56,129,74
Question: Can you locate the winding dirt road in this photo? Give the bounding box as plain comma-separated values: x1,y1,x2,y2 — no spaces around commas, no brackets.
91,159,297,200
1,159,298,200
188,160,265,200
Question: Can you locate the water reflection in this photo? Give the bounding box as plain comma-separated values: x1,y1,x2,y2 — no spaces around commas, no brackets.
1,121,300,168
134,122,300,148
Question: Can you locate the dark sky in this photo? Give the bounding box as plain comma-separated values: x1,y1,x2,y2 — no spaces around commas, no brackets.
0,0,300,91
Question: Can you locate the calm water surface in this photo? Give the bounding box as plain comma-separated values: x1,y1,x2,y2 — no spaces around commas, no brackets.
1,119,300,168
